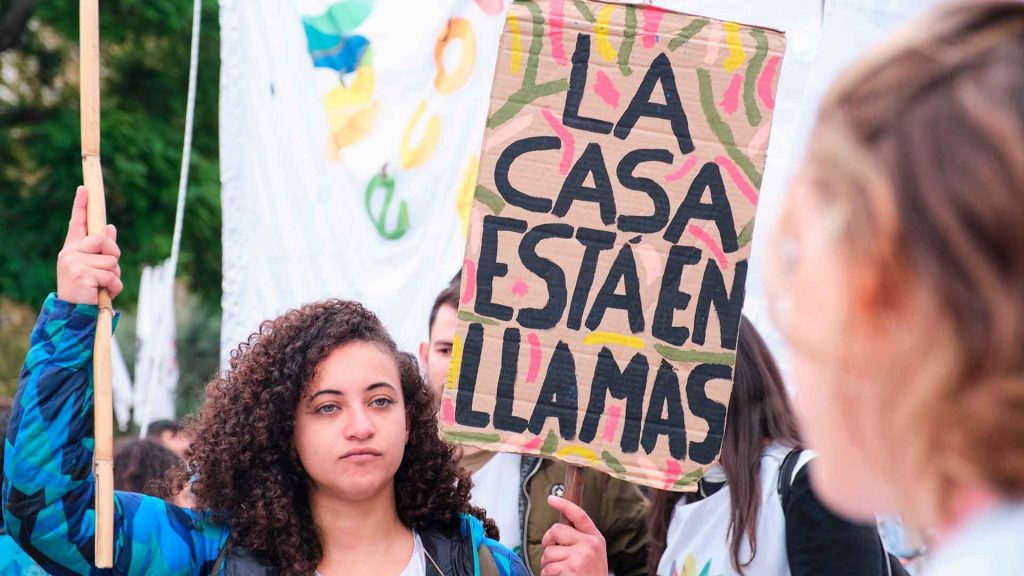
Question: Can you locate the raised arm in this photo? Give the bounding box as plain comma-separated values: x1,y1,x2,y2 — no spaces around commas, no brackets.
2,188,226,575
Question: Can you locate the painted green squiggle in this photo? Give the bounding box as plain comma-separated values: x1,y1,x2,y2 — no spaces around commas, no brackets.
668,18,709,52
697,67,763,188
737,217,755,248
655,343,736,366
618,6,637,77
476,184,506,215
458,311,499,326
444,431,502,444
743,29,769,127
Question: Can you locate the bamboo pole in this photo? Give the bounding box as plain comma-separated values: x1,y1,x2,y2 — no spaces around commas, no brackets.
80,0,114,567
558,465,586,525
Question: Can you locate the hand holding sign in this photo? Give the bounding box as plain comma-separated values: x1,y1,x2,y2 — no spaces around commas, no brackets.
540,495,608,576
441,0,785,492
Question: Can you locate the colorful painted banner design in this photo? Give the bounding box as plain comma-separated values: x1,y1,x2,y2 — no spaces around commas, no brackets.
441,0,786,491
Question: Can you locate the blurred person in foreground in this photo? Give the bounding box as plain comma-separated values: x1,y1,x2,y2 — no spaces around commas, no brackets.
767,2,1024,574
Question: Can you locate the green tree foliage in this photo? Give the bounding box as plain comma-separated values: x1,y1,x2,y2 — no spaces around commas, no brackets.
0,0,222,416
0,0,222,309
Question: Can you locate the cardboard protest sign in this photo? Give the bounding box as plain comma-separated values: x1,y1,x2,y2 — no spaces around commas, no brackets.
440,0,786,491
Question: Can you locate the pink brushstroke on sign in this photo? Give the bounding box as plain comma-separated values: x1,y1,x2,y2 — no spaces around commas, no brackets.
524,435,544,451
758,55,781,109
485,114,534,153
716,155,758,206
461,259,477,304
663,458,683,490
526,332,542,383
442,397,456,424
642,7,665,49
602,405,622,443
549,0,568,66
689,224,729,271
511,279,529,297
542,106,575,175
665,155,699,183
720,72,743,115
594,70,621,108
475,0,503,16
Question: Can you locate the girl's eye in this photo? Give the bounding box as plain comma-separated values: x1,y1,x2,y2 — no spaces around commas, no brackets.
370,396,395,408
316,404,339,415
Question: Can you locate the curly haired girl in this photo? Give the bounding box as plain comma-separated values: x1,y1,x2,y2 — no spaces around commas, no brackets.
2,187,527,576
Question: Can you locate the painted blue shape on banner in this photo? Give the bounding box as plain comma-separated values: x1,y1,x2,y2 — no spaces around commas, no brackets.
305,29,369,73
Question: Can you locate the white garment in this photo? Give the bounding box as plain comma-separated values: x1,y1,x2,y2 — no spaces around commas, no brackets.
657,443,811,576
927,503,1024,576
470,452,523,553
399,532,426,576
314,532,425,576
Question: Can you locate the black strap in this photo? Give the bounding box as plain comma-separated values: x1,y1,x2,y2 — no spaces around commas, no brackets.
777,447,803,511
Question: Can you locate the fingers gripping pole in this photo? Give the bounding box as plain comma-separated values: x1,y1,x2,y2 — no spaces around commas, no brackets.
559,465,586,525
80,0,114,567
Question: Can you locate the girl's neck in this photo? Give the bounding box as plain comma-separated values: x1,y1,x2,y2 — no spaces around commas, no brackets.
311,485,414,575
936,486,1000,543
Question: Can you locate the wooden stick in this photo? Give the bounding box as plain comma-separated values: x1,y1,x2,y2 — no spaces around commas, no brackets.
558,464,586,525
80,0,114,567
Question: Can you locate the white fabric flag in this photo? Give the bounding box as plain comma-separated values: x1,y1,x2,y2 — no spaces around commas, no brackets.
134,261,179,434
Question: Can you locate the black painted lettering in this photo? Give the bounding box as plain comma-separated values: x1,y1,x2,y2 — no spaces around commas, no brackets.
652,245,702,345
614,52,695,155
563,34,614,135
476,215,527,322
692,259,747,349
641,359,687,459
686,363,730,465
585,244,644,333
455,323,490,428
553,142,617,226
495,136,560,213
528,341,579,440
579,348,648,454
663,162,738,252
517,223,574,329
567,227,616,330
617,149,674,234
493,327,529,433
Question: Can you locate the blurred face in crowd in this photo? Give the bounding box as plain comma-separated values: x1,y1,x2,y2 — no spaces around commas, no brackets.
157,430,190,458
419,303,458,402
769,175,900,522
293,341,408,502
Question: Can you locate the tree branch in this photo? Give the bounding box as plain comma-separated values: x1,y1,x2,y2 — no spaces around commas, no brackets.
0,0,35,53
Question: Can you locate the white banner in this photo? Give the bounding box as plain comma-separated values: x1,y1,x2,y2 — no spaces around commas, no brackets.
218,0,937,364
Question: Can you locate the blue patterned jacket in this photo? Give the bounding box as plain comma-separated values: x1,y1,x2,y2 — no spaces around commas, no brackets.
3,295,527,576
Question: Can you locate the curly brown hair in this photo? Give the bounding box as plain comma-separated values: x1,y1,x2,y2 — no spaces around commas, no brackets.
166,299,496,575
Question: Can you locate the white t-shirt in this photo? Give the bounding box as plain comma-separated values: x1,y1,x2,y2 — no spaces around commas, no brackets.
657,443,811,576
470,452,524,553
314,532,425,576
927,503,1024,576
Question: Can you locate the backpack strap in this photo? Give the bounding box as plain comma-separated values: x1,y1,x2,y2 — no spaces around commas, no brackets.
776,448,804,511
477,542,500,576
210,540,230,576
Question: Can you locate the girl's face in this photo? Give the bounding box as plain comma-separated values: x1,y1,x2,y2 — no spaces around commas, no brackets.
770,175,899,521
293,341,408,503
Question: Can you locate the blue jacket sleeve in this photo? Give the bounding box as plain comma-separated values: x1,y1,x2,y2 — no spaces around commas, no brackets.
2,294,228,575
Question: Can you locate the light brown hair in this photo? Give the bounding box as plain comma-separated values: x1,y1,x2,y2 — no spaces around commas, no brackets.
801,0,1024,524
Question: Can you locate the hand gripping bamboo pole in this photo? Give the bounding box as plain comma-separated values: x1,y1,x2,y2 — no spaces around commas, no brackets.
80,0,114,567
559,465,586,525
